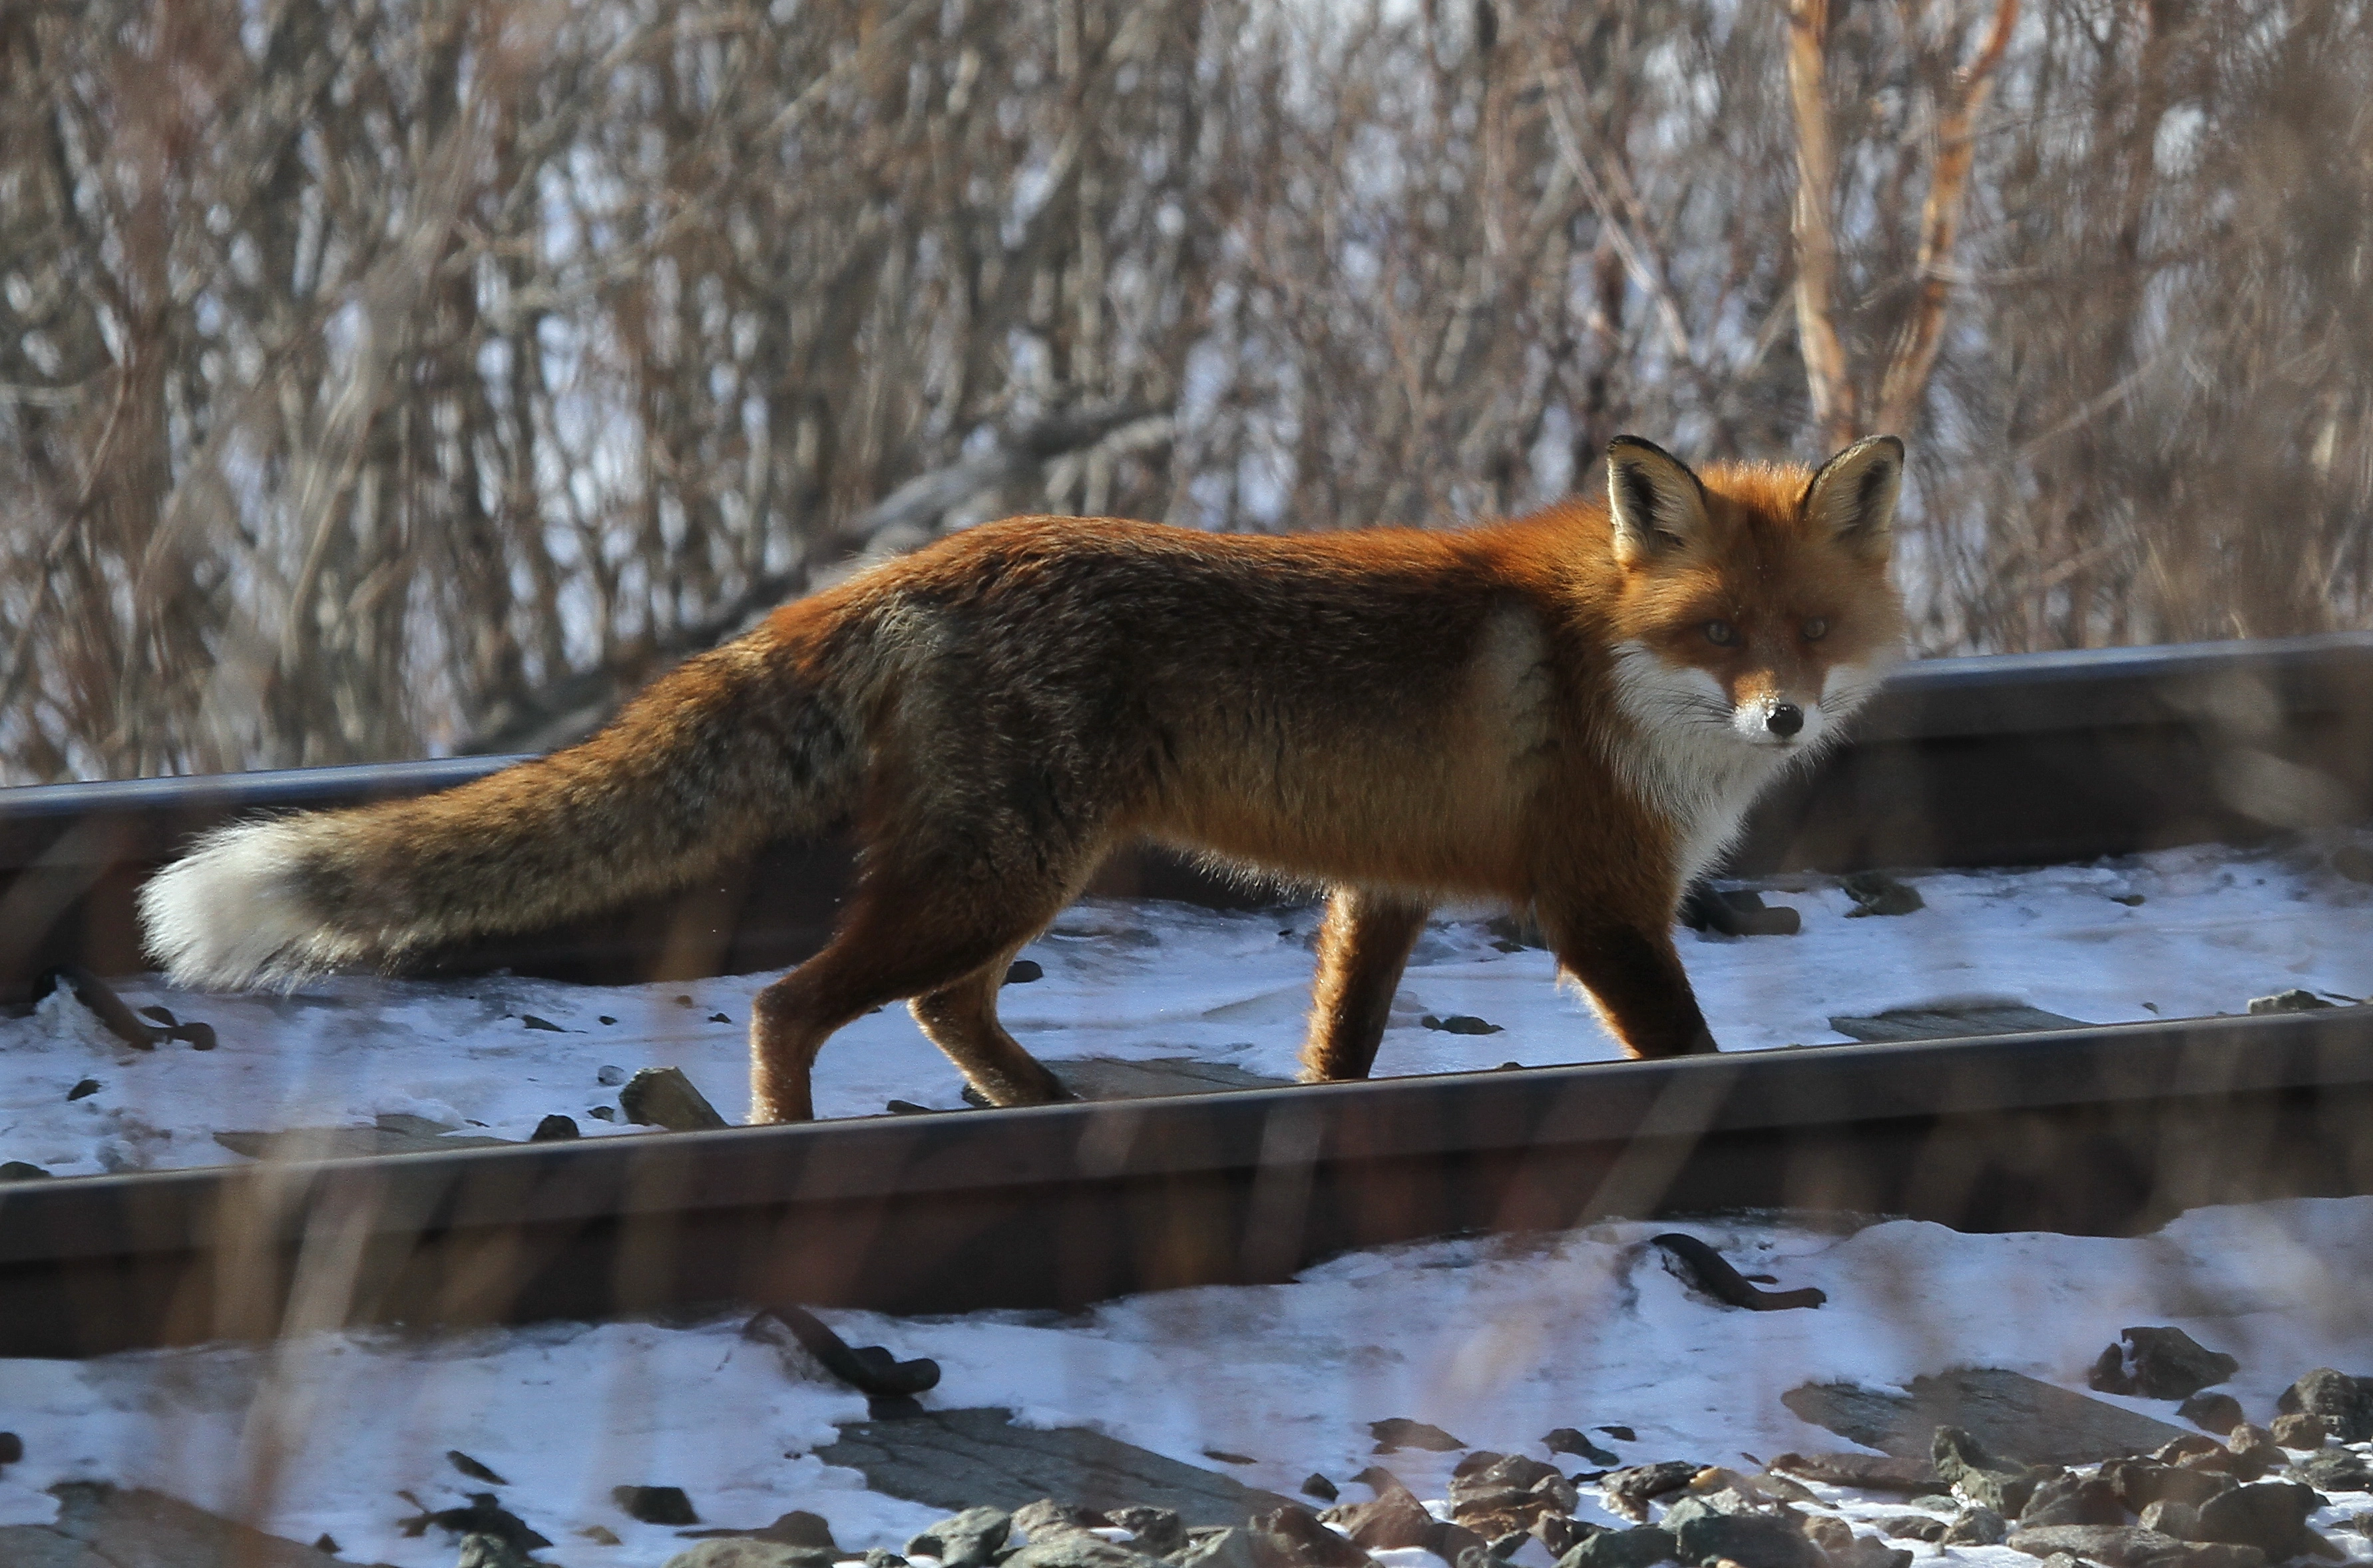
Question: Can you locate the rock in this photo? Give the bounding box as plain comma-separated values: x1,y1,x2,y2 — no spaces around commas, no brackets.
66,1079,100,1101
1298,1477,1338,1504
2291,1451,2373,1491
1004,1536,1169,1568
1604,1462,1701,1520
1536,1517,1601,1557
1829,1003,2092,1043
423,1493,551,1553
1784,1370,2187,1466
1368,1418,1464,1453
2091,1329,2241,1402
1556,1525,1677,1568
907,1507,1013,1568
2247,990,2334,1015
1015,1501,1107,1541
597,1065,627,1085
1671,1513,1823,1568
458,1534,539,1568
1805,1519,1913,1568
2183,1395,2248,1436
1108,1508,1185,1557
0,1433,21,1465
1420,1015,1503,1036
2224,1426,2283,1481
0,1161,49,1180
1005,960,1045,984
447,1450,507,1485
2161,1436,2229,1465
15,1481,348,1567
1842,871,1924,917
1174,1527,1264,1568
529,1113,580,1141
1934,1427,2049,1516
866,1551,907,1567
2331,847,2373,883
1320,1494,1432,1551
2176,1547,2270,1568
2021,1474,2125,1527
1349,1468,1414,1502
2277,1370,2373,1442
1450,1454,1571,1533
1659,1490,1757,1535
2005,1525,2190,1566
2268,1415,2328,1452
618,1066,730,1130
2103,1460,2234,1511
1941,1507,2008,1546
2142,1501,2201,1539
2195,1482,2330,1560
614,1485,700,1525
666,1546,840,1568
818,1407,1290,1525
1766,1454,1940,1494
1252,1505,1370,1568
1874,1516,1948,1543
1426,1519,1489,1563
1546,1430,1621,1466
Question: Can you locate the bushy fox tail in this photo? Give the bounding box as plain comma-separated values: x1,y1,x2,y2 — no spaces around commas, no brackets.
138,625,864,990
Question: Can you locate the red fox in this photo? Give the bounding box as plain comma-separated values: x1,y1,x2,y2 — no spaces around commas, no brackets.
139,435,1906,1123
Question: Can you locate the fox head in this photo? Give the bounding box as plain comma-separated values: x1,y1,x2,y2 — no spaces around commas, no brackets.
1601,433,1908,756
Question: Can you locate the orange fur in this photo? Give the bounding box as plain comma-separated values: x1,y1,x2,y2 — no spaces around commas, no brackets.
138,436,1908,1123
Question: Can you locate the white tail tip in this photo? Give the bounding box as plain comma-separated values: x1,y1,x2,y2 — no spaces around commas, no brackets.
136,819,365,990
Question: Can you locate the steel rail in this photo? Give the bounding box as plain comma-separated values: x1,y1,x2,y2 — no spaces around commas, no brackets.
2,1008,2370,1358
0,634,2367,999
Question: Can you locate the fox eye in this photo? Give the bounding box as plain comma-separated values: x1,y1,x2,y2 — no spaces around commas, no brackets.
1803,617,1830,641
1703,620,1736,646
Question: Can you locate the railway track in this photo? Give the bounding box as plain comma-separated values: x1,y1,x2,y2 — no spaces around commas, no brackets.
1,633,2370,1359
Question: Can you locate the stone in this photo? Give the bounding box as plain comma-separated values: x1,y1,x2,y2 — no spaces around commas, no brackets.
1174,1527,1265,1568
1874,1516,1947,1543
1828,1004,2088,1043
619,1066,730,1130
2224,1426,2283,1481
1546,1429,1621,1466
1604,1462,1700,1520
1299,1477,1337,1505
2247,991,2334,1015
613,1485,699,1525
1536,1517,1600,1557
1015,1501,1106,1541
457,1535,539,1568
1806,1521,1911,1568
1941,1507,2007,1546
1320,1495,1432,1551
1934,1427,2049,1517
421,1494,550,1554
2021,1474,2124,1527
1556,1525,1677,1568
2090,1329,2241,1402
2161,1436,2228,1465
2277,1370,2373,1442
2005,1525,2190,1567
906,1507,1012,1568
2183,1395,2248,1436
665,1546,841,1568
1006,960,1046,984
529,1113,580,1141
1,1481,354,1567
1670,1513,1823,1568
818,1408,1291,1525
2268,1415,2328,1452
1004,1537,1169,1568
0,1433,21,1464
2291,1451,2373,1492
2175,1547,2270,1568
2195,1482,2328,1560
754,1512,841,1550
1841,872,1925,918
1251,1505,1369,1568
0,1161,49,1181
1766,1454,1940,1494
2141,1501,2201,1539
1368,1418,1464,1454
1110,1508,1185,1558
1658,1491,1757,1535
1783,1369,2189,1466
2103,1460,2233,1511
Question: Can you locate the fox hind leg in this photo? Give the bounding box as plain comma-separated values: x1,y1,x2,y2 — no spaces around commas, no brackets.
748,861,1084,1123
911,958,1074,1107
1298,887,1432,1082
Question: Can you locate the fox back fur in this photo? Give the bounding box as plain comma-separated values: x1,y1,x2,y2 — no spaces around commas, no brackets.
140,435,1908,1122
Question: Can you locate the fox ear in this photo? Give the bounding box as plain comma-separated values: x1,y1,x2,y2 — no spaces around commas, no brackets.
1803,435,1904,563
1606,436,1709,567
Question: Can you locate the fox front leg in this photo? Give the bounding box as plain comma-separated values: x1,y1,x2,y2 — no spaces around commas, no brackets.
1543,912,1719,1058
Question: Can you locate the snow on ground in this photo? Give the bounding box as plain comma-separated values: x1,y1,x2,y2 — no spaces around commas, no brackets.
2,839,2370,1176
1,1201,2372,1566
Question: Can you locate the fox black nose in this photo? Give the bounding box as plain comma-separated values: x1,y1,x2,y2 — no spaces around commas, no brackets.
1767,703,1805,738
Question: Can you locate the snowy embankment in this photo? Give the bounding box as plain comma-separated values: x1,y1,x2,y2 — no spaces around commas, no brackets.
3,838,2372,1177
